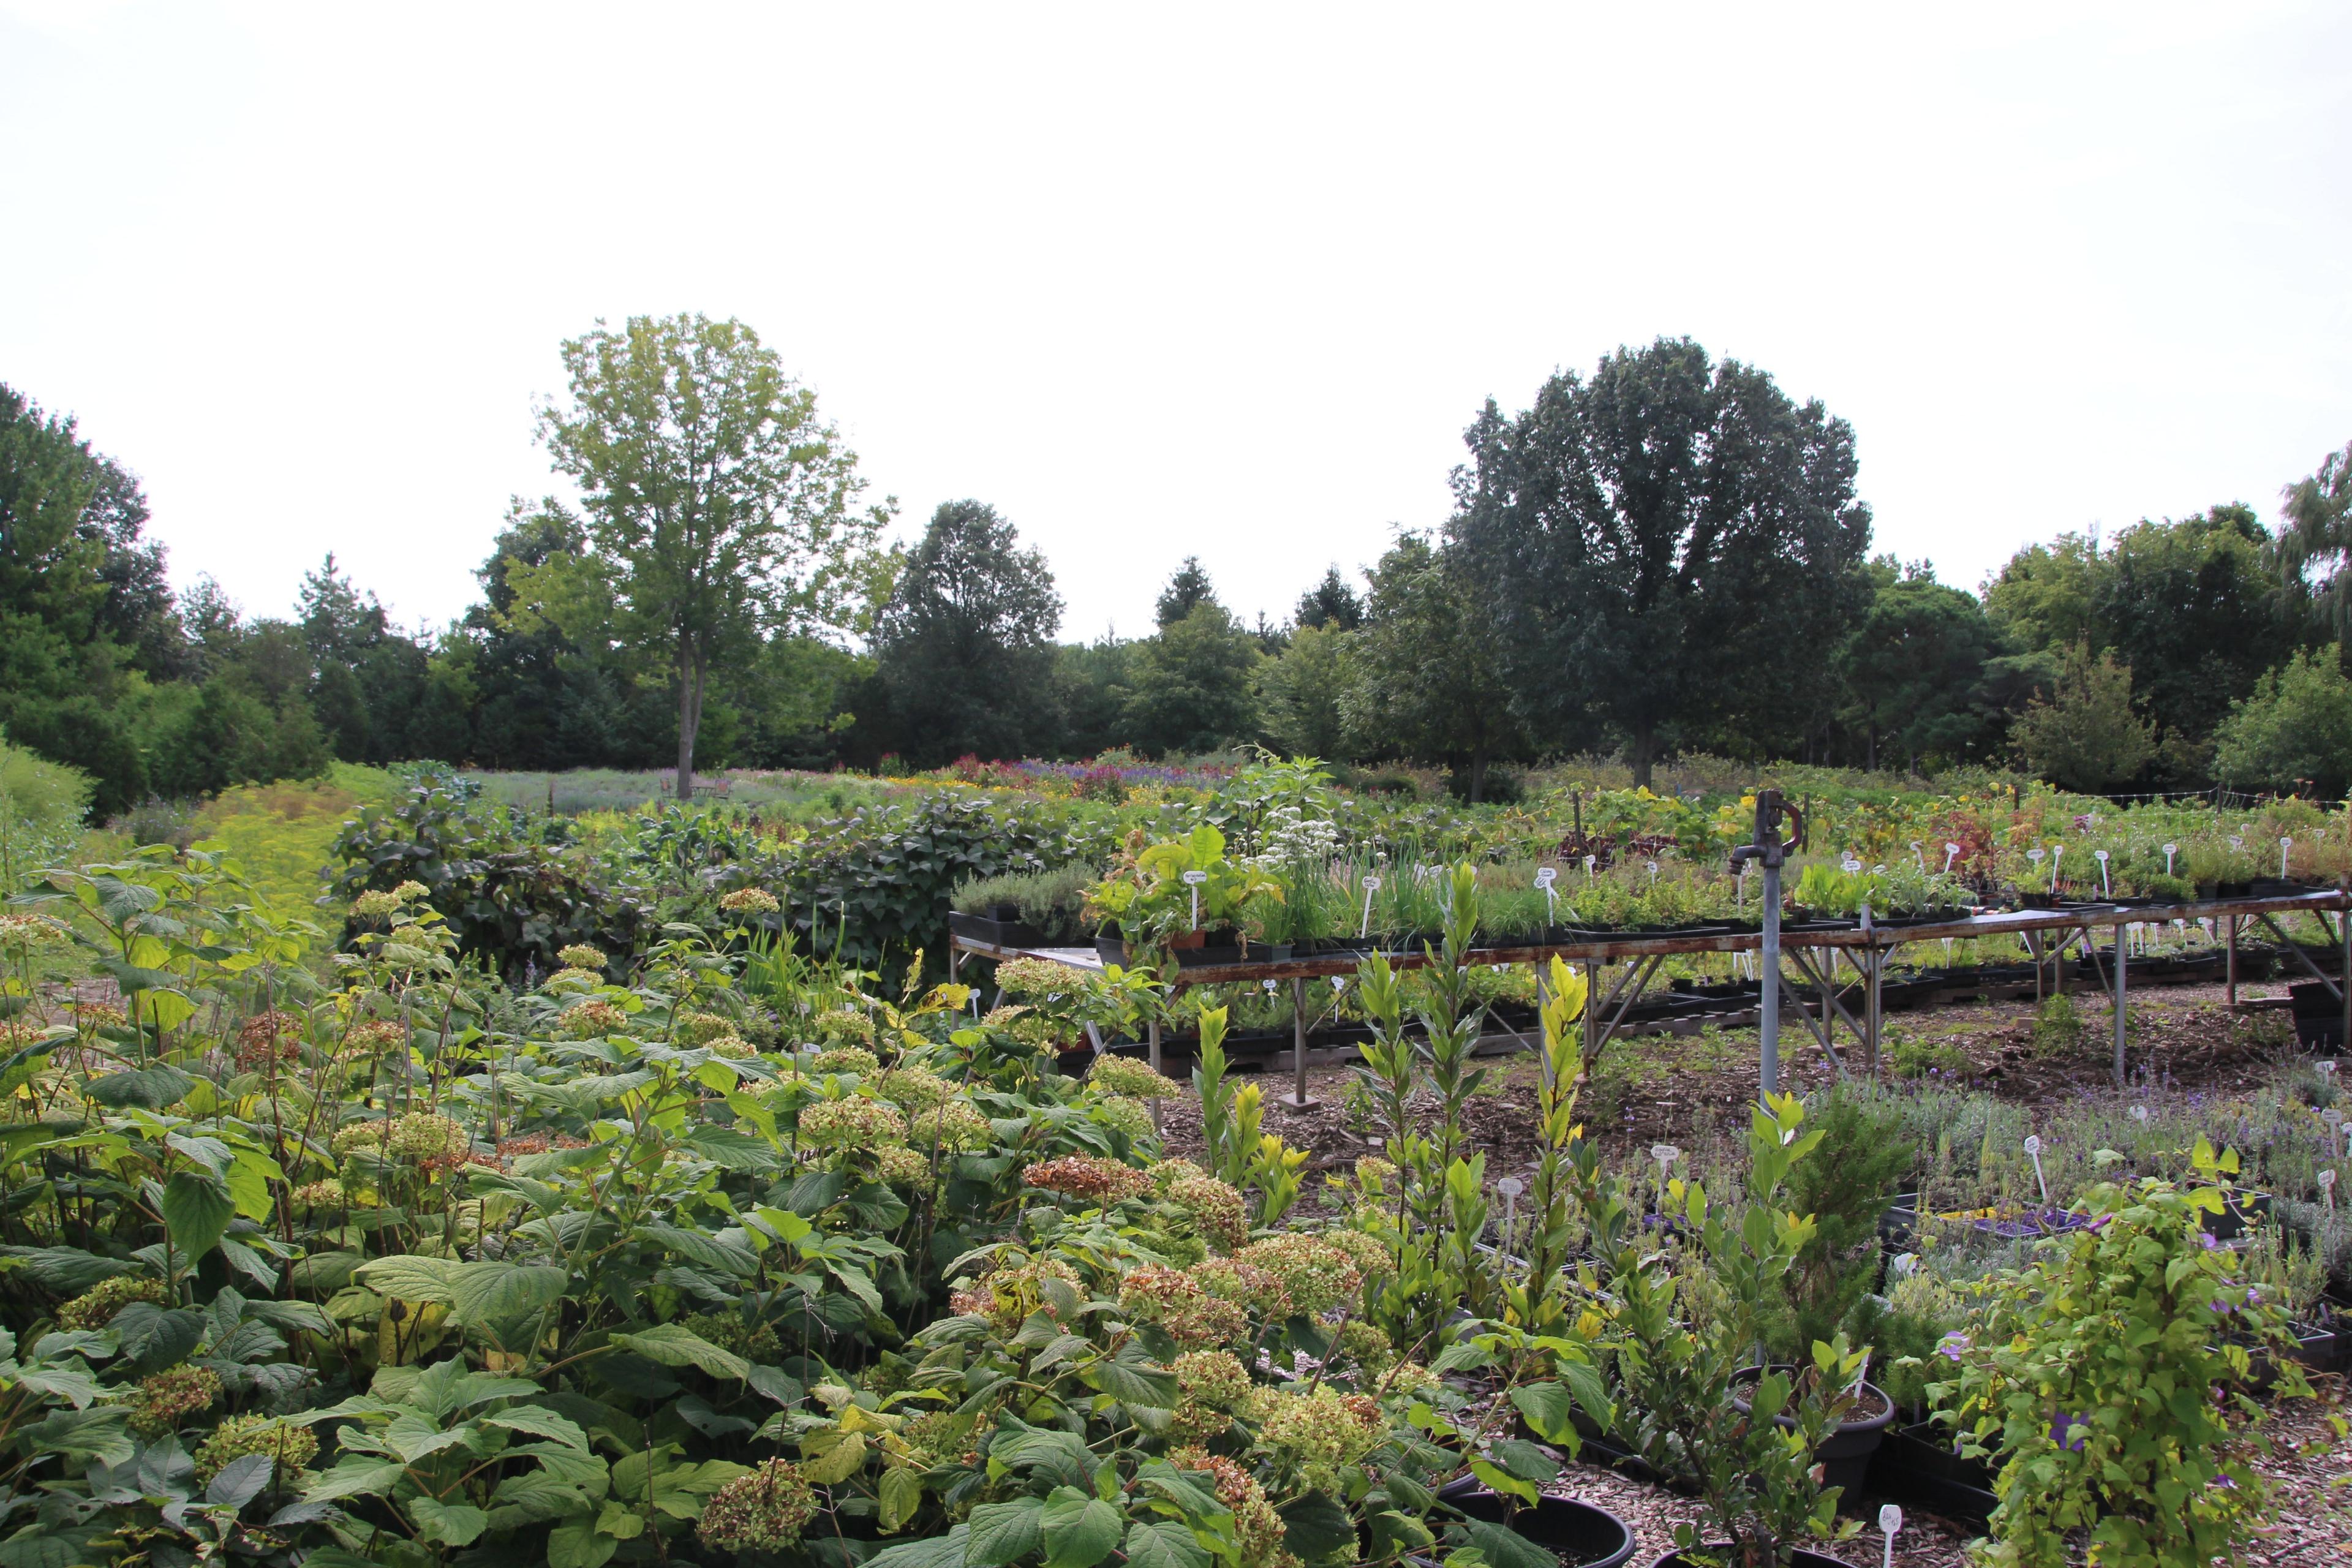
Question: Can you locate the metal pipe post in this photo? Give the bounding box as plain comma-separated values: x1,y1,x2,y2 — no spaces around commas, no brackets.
1147,1017,1163,1136
2112,918,2127,1086
1759,859,1781,1098
1279,976,1319,1110
2226,916,2238,1006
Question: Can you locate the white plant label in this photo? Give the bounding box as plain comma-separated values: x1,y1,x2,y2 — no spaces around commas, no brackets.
1943,841,1962,873
1534,867,1557,887
1536,866,1558,924
1910,840,1924,869
1645,859,1660,886
1358,876,1381,938
1879,1505,1903,1568
2163,842,2178,875
2024,1134,2048,1202
2321,1168,2337,1213
1583,854,1597,879
2230,835,2244,851
2282,836,2294,877
2095,848,2111,897
1841,854,1862,875
2132,1106,2149,1123
1182,868,1207,929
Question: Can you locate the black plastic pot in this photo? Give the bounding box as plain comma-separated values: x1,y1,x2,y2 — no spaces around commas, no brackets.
1652,1550,1855,1568
1172,944,1248,968
949,910,1044,948
1866,1420,1997,1526
2199,880,2255,900
2203,1189,2272,1242
1730,1370,1895,1499
1436,1483,1637,1568
1093,932,1132,965
2289,981,2345,1052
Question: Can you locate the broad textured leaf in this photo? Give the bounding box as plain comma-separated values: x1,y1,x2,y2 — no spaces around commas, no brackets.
353,1254,462,1303
483,1406,590,1449
880,1464,924,1533
160,1171,233,1262
800,1430,868,1485
1509,1381,1578,1445
304,1458,412,1503
0,1528,105,1568
1041,1486,1121,1568
85,1066,195,1109
448,1262,568,1327
1490,1438,1561,1487
1457,1517,1560,1568
1121,1521,1210,1568
965,1497,1045,1568
1274,1492,1355,1561
612,1323,750,1381
111,1303,205,1373
546,1518,618,1568
206,1453,273,1509
1082,1356,1175,1411
865,1525,970,1568
638,1222,758,1276
409,1497,490,1547
24,1408,133,1468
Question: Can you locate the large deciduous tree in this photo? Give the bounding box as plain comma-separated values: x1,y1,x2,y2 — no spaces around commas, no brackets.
870,500,1063,766
1343,534,1524,800
1839,560,2015,772
1449,337,1872,784
1122,561,1260,756
537,314,889,798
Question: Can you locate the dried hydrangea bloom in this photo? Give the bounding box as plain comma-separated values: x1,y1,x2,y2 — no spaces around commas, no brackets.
69,1000,126,1030
58,1275,167,1331
797,1096,907,1148
559,998,627,1037
290,1178,346,1211
811,1046,880,1076
950,1256,1083,1333
1169,1351,1254,1441
234,1010,303,1069
1090,1055,1188,1100
874,1144,937,1194
1235,1234,1363,1317
703,1035,755,1060
1190,1257,1290,1318
1167,1448,1291,1568
673,1010,737,1045
876,1064,953,1112
812,1008,876,1047
718,887,781,914
331,1120,390,1156
1333,1319,1396,1378
1091,1095,1153,1145
1118,1264,1248,1350
907,1102,993,1153
0,911,70,955
982,1006,1061,1054
698,1458,816,1551
1248,1382,1385,1494
128,1365,222,1437
349,889,404,919
344,1019,408,1054
1163,1174,1248,1253
193,1414,318,1485
384,1114,470,1161
557,943,608,971
1313,1226,1393,1285
993,957,1078,998
1022,1155,1152,1204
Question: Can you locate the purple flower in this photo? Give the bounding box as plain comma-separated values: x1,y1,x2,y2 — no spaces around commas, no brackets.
1937,1332,1971,1362
2198,1232,2221,1250
2049,1412,2087,1452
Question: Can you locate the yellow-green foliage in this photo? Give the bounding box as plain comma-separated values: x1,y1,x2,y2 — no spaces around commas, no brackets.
190,765,397,924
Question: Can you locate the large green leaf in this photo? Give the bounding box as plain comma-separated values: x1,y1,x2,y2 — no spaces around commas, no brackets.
85,1065,195,1109
353,1254,462,1303
110,1302,204,1373
1273,1492,1355,1561
965,1498,1045,1568
1457,1518,1560,1568
1041,1487,1121,1568
448,1262,568,1327
159,1172,233,1263
865,1525,970,1568
1120,1521,1210,1568
611,1323,750,1381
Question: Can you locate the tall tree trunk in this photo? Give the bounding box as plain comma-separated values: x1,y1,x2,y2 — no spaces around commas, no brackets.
676,633,703,801
1630,724,1656,790
1467,748,1488,804
1865,722,1877,774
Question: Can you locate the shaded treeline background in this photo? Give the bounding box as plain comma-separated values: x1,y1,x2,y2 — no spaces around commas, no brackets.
9,331,2352,819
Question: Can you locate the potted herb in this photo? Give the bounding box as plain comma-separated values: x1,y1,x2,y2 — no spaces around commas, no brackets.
1082,825,1280,963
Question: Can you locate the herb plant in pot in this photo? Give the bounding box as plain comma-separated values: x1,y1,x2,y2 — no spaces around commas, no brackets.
1082,824,1280,964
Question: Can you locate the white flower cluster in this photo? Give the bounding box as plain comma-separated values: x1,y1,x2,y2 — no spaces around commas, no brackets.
1250,807,1340,868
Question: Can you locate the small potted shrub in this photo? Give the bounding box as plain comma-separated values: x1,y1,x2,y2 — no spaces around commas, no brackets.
1082,825,1280,964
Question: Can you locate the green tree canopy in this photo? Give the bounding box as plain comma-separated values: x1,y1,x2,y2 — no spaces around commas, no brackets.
537,313,890,797
1155,556,1215,628
2010,640,2154,792
2277,439,2352,643
1342,535,1524,801
1121,603,1261,758
1839,560,2016,772
1449,337,1872,783
870,499,1063,766
1255,621,1357,761
1294,565,1364,631
2213,649,2352,797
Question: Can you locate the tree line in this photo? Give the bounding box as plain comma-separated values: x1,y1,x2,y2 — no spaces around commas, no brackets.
9,322,2352,816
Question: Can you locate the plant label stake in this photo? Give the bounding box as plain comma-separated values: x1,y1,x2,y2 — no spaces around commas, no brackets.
1536,865,1558,926
1910,840,1924,869
2281,836,2293,878
2320,1167,2336,1216
2027,847,2045,893
2163,842,2178,876
1842,853,1862,875
1852,1348,1871,1396
2132,1105,2149,1125
2324,1107,2345,1158
1944,841,1962,874
1645,859,1660,889
1583,854,1597,881
2024,1134,2048,1203
1879,1505,1903,1568
1358,875,1381,940
2049,844,2064,895
1182,869,1207,930
1496,1175,1523,1243
2095,848,2111,898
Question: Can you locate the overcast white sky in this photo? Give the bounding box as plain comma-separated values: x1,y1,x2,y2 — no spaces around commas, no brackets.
5,2,2349,644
